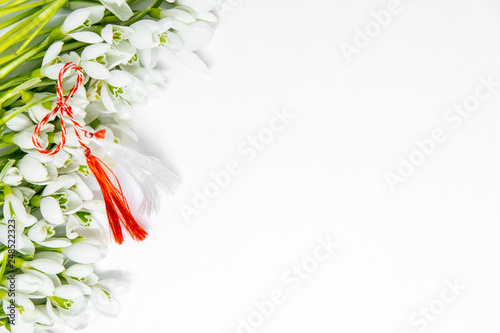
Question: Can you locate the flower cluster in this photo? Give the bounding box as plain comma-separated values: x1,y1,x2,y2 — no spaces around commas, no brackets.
0,0,222,331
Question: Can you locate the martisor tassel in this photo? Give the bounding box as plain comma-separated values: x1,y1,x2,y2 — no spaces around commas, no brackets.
85,149,148,244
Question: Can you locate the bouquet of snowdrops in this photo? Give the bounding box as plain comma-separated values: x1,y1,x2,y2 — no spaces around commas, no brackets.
0,0,222,331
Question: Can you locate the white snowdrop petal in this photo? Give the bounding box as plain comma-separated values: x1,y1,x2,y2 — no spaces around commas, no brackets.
90,286,120,317
36,237,72,248
43,63,65,80
66,278,92,295
17,234,35,255
29,259,65,274
128,24,157,49
42,175,77,196
161,8,195,24
81,43,110,60
69,32,103,44
18,156,49,183
81,61,111,80
87,5,105,24
107,70,134,87
40,196,65,225
65,264,94,279
62,190,83,214
5,111,32,132
42,42,63,67
62,9,91,33
15,274,42,294
55,285,83,300
62,242,104,264
100,0,133,21
3,167,23,187
33,252,65,264
28,221,48,242
101,24,114,44
34,306,53,326
14,130,47,150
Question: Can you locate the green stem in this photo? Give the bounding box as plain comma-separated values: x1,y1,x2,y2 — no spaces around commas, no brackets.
0,0,53,16
0,76,32,92
0,0,29,9
0,0,66,56
0,38,50,81
16,10,55,55
0,147,19,159
0,7,38,31
0,94,54,126
0,78,41,107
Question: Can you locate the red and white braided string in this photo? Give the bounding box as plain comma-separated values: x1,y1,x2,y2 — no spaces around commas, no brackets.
32,62,104,156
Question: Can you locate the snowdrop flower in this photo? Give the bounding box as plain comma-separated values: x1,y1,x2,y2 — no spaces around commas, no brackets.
1,291,36,332
80,43,114,80
90,285,120,317
98,0,133,21
2,186,31,230
63,264,98,295
157,6,196,29
0,187,37,255
47,285,88,327
2,167,23,187
34,304,54,330
38,174,87,225
18,254,65,275
13,124,53,152
9,272,47,296
128,18,173,50
17,155,58,185
27,219,53,243
89,69,146,117
4,110,33,132
41,44,82,80
101,24,136,64
101,24,134,45
35,236,73,249
55,7,105,38
62,238,106,264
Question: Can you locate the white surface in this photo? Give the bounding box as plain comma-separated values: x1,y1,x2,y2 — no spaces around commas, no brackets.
84,1,500,332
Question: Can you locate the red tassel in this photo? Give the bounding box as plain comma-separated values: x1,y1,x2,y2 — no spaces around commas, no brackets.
85,149,148,244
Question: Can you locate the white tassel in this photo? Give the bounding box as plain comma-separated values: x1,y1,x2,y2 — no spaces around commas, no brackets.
92,139,180,217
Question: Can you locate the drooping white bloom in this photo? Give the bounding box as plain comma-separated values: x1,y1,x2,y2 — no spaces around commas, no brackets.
98,0,133,22
128,18,173,50
4,110,33,132
1,292,36,332
17,155,58,185
39,174,87,225
62,238,106,264
2,167,23,186
61,7,105,34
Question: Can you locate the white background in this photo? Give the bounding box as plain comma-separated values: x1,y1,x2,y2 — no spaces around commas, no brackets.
84,0,500,332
